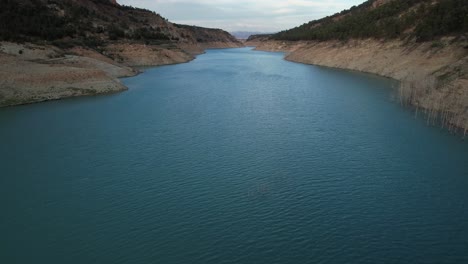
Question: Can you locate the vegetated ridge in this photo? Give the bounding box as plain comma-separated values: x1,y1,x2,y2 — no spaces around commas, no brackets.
0,0,242,106
272,0,467,42
247,0,468,134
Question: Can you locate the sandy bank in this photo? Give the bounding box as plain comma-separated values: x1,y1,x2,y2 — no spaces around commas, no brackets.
0,41,243,107
248,38,468,132
0,43,131,107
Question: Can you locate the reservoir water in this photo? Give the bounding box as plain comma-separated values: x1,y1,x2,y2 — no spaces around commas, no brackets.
1,47,467,263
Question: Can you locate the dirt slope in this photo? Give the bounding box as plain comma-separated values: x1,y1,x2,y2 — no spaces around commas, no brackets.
248,38,468,132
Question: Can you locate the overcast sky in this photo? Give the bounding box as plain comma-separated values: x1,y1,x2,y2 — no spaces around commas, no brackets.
117,0,366,32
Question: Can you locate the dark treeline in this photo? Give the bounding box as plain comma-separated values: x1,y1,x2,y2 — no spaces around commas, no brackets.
0,0,171,46
0,0,76,41
272,0,468,41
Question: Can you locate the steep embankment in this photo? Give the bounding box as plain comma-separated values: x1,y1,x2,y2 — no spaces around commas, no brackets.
247,0,468,133
0,0,242,107
0,42,134,106
249,39,467,83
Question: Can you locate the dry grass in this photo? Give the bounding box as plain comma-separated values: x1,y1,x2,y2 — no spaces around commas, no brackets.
399,74,468,136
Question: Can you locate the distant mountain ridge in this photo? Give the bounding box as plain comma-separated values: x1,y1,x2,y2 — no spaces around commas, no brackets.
230,31,274,40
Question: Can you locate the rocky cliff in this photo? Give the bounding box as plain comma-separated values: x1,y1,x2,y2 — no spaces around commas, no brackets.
0,0,243,107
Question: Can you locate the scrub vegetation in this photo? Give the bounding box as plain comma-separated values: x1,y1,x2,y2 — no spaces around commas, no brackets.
0,0,171,46
272,0,468,42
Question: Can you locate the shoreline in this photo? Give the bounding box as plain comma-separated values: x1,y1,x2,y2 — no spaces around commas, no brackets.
247,39,468,132
0,41,243,108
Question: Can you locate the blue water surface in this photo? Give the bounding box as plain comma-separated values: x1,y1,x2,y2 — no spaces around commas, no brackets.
1,47,467,264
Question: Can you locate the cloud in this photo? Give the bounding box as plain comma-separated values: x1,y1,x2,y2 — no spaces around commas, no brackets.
272,8,296,15
117,0,366,32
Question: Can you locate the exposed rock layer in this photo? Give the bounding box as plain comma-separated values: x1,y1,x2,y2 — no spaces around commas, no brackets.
247,38,468,131
0,0,243,107
0,40,242,107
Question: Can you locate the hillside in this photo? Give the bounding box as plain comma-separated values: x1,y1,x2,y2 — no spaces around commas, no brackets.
247,0,468,133
272,0,468,41
0,0,239,47
0,0,242,107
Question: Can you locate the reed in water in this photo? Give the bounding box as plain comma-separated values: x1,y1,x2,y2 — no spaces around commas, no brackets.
398,74,468,137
